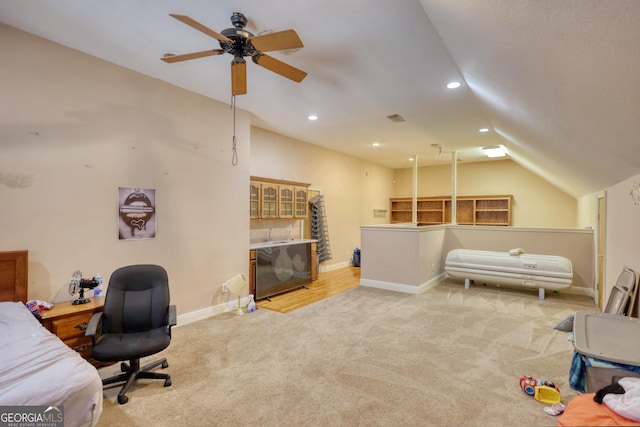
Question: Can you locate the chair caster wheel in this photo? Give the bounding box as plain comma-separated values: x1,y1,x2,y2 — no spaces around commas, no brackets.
162,361,169,369
120,362,128,372
117,395,129,404
164,378,172,387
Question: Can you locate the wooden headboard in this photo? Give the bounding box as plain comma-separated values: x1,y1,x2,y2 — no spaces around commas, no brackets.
0,250,28,302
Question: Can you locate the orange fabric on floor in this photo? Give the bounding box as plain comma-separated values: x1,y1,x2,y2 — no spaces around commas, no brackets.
557,393,640,426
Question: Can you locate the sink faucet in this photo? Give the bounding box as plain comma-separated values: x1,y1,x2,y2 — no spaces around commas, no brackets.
267,227,272,242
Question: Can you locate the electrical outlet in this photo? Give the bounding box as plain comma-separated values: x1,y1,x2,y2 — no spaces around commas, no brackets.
222,284,228,293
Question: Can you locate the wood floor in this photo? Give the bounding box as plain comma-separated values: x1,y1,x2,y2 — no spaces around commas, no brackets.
256,266,361,313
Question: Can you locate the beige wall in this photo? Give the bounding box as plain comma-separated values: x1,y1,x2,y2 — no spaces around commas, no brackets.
604,174,640,307
577,193,599,229
0,24,250,314
393,159,578,228
250,127,395,269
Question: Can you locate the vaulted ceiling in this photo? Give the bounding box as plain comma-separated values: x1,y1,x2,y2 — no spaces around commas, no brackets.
1,0,639,198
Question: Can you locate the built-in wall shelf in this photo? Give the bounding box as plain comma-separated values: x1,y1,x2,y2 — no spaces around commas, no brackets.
389,195,512,226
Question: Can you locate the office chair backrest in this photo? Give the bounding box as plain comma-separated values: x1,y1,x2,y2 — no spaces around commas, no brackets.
102,264,170,334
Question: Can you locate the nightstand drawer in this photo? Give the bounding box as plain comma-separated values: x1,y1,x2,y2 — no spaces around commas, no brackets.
63,336,94,358
50,312,93,341
40,297,104,364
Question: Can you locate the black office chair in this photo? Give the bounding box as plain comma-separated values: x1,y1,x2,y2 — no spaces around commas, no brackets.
86,264,177,404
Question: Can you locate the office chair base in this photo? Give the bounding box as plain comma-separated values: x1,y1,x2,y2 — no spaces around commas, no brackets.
102,357,171,404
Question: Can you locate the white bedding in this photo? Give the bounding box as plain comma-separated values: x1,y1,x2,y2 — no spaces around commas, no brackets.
0,301,103,427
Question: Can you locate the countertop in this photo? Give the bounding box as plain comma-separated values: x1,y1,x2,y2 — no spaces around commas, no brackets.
250,239,317,250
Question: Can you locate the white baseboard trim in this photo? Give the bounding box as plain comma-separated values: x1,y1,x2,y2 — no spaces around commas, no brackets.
360,278,421,294
360,272,448,295
319,260,351,273
564,286,594,298
176,296,250,327
422,273,448,292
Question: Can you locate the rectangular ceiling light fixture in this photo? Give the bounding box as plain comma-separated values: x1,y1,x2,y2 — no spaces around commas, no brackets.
482,145,506,158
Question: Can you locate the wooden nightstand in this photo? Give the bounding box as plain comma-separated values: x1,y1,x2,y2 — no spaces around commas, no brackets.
40,297,105,366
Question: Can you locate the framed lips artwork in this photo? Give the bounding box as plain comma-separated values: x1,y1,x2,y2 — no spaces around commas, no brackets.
118,187,156,240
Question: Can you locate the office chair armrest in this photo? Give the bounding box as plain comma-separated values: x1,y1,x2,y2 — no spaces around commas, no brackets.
168,305,177,327
85,311,103,346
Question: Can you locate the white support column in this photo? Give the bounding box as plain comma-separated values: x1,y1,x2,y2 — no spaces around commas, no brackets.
412,155,418,224
451,151,458,225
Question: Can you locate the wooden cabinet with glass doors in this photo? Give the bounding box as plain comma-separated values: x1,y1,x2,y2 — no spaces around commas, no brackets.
250,177,311,220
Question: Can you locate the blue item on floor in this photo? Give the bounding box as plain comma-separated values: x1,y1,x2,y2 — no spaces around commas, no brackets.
352,248,361,267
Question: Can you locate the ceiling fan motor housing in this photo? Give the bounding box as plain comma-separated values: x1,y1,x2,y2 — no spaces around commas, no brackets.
220,12,255,57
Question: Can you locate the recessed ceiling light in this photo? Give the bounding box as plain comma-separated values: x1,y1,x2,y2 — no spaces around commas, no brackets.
308,115,318,121
447,81,461,89
479,128,490,133
372,142,380,147
409,157,415,161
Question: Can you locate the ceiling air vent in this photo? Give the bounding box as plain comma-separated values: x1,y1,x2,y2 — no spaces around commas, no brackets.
386,114,405,123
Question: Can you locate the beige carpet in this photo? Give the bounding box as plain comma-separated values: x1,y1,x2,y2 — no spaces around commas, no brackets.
96,279,597,426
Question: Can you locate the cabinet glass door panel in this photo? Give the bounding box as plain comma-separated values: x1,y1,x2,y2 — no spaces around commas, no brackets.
295,187,308,218
261,185,278,218
250,182,260,218
279,186,294,218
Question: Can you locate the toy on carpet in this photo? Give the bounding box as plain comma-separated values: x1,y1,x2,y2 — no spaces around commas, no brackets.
519,375,562,404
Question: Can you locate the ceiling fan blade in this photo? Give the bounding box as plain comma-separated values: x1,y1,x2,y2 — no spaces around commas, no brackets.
253,54,307,83
169,14,232,43
161,49,224,63
231,59,247,95
250,29,304,52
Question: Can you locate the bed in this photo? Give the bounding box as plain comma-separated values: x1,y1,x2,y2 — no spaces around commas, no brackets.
0,250,103,427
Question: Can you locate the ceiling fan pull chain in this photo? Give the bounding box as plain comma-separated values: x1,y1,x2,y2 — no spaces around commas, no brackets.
231,95,238,166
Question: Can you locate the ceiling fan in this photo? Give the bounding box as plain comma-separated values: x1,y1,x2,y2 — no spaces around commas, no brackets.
161,12,307,95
